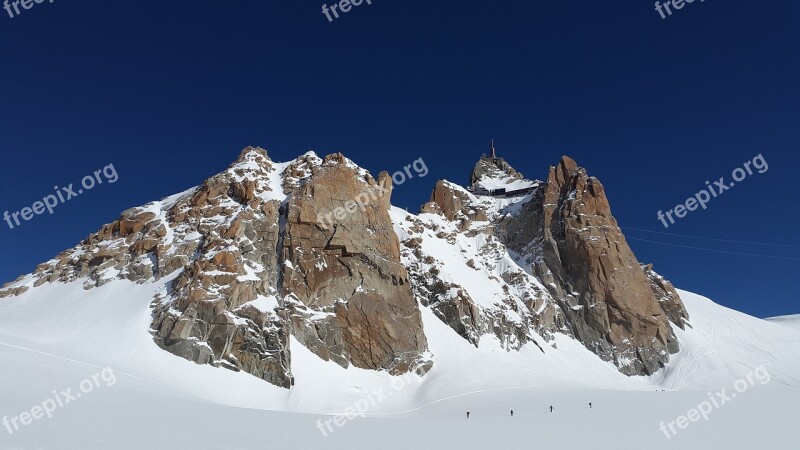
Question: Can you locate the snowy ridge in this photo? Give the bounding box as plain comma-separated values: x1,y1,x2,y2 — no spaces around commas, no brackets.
0,149,798,448
3,148,795,391
766,314,800,331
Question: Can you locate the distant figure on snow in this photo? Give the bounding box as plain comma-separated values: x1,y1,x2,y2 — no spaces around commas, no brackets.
549,405,553,413
510,410,514,417
589,402,592,409
467,411,470,419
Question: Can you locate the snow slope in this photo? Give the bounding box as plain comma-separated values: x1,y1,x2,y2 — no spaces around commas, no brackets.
767,314,800,331
0,277,798,448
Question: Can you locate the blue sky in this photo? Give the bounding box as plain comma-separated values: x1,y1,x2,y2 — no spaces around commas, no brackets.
1,0,798,318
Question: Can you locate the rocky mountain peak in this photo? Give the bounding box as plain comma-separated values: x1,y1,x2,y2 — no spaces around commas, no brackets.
234,145,270,164
550,155,578,187
1,146,689,385
1,147,432,387
469,154,524,191
418,152,689,375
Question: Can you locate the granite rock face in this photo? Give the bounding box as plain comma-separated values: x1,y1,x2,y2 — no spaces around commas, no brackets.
1,146,688,382
280,153,430,375
526,156,684,375
2,148,431,387
417,154,689,376
148,148,292,387
398,216,562,354
469,154,523,188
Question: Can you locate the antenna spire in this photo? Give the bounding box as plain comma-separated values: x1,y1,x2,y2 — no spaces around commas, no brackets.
490,139,496,158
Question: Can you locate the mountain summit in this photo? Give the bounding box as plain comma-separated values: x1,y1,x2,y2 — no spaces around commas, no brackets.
419,148,687,375
2,146,688,386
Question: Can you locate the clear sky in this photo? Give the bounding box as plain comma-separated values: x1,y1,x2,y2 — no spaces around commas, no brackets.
1,0,798,318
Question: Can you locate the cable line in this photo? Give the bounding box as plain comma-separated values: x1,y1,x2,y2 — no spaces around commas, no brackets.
622,227,800,248
626,236,800,261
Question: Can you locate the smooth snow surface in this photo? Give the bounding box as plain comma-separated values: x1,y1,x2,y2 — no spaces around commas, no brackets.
0,277,798,449
767,314,800,331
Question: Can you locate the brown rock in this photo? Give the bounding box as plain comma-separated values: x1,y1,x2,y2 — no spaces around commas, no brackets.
118,212,156,237
281,156,429,374
531,156,683,375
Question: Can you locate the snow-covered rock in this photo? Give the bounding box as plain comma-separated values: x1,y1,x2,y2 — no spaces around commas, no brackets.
0,146,746,385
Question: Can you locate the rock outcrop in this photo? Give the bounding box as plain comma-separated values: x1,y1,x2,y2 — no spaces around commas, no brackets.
418,154,689,375
1,145,688,382
517,156,684,375
470,154,524,188
1,148,432,387
280,153,430,375
148,148,292,387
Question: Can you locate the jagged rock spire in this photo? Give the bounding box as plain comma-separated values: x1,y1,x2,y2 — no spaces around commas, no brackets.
469,143,524,189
